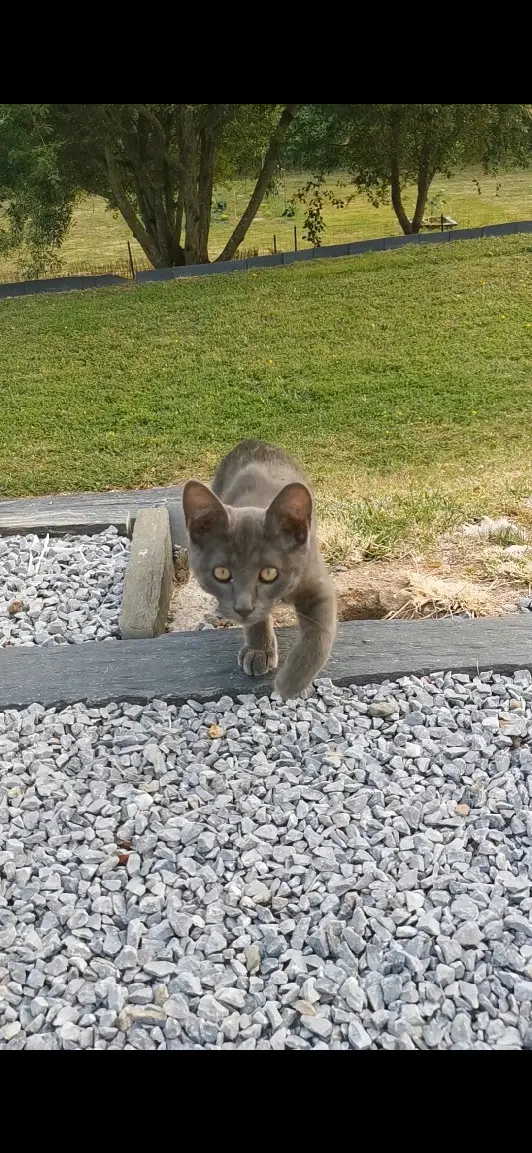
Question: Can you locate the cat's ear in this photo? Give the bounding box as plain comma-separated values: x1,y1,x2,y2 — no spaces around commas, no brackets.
183,481,228,542
265,483,312,545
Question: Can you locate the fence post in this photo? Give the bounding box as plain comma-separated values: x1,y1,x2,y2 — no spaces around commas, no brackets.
293,225,298,252
273,234,277,255
127,241,135,280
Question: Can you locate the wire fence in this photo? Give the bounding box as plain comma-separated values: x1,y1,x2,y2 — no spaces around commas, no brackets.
0,209,524,285
0,253,153,286
1,219,531,295
0,227,377,284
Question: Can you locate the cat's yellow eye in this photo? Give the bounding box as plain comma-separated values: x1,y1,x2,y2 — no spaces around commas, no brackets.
213,566,232,582
259,566,278,583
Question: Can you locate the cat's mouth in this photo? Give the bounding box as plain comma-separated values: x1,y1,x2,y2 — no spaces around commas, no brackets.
223,607,267,626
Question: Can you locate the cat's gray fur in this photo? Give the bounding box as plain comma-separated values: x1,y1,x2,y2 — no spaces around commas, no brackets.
182,440,336,699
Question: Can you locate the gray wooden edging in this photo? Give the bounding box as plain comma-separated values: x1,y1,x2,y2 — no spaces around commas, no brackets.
1,616,531,711
0,273,129,300
1,220,531,301
0,485,183,538
135,219,532,285
119,507,174,639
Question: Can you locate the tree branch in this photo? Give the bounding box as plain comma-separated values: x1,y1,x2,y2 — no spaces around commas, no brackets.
104,147,161,267
411,141,433,233
132,103,184,180
121,114,185,265
216,103,299,262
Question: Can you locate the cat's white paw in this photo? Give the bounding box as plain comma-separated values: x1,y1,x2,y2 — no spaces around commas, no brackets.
238,644,278,676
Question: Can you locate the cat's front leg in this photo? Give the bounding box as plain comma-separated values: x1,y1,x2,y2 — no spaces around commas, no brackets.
274,573,336,700
238,617,279,677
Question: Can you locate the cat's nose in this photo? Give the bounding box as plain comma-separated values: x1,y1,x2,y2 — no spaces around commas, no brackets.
234,596,253,619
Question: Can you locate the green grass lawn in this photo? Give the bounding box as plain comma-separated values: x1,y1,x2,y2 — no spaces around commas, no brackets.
1,234,531,557
1,168,531,281
209,167,532,257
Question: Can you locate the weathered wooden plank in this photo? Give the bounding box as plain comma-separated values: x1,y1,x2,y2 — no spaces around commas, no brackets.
0,485,183,537
0,617,530,711
119,508,174,639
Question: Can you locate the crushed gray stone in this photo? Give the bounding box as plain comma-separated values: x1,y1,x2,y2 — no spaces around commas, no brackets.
1,668,532,1050
0,528,129,648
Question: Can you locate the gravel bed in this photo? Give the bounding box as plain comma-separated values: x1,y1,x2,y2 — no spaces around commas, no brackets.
1,669,532,1051
0,528,129,648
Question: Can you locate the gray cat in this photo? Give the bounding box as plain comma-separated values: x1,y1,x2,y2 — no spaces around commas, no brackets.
182,439,336,700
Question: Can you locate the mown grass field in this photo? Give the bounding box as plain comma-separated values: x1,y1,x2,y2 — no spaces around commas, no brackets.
1,234,531,558
0,168,531,281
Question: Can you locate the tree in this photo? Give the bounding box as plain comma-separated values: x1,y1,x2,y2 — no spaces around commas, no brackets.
284,104,531,237
0,105,74,275
0,103,299,273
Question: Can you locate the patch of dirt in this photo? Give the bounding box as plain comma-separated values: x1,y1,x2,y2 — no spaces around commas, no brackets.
333,562,510,622
167,511,532,633
169,578,217,632
333,563,412,620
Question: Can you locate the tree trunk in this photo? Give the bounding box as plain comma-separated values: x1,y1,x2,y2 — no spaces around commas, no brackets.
183,195,200,265
411,154,433,234
197,112,221,264
166,232,186,266
389,106,414,235
112,108,186,267
156,220,185,266
175,190,184,248
153,192,184,266
390,158,413,234
176,107,203,265
104,149,164,267
105,143,186,268
216,104,299,262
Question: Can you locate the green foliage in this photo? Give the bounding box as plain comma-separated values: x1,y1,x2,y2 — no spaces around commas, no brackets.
426,187,448,217
287,104,531,235
0,105,77,276
342,103,529,196
215,105,282,180
290,180,349,246
282,105,346,171
0,104,299,271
